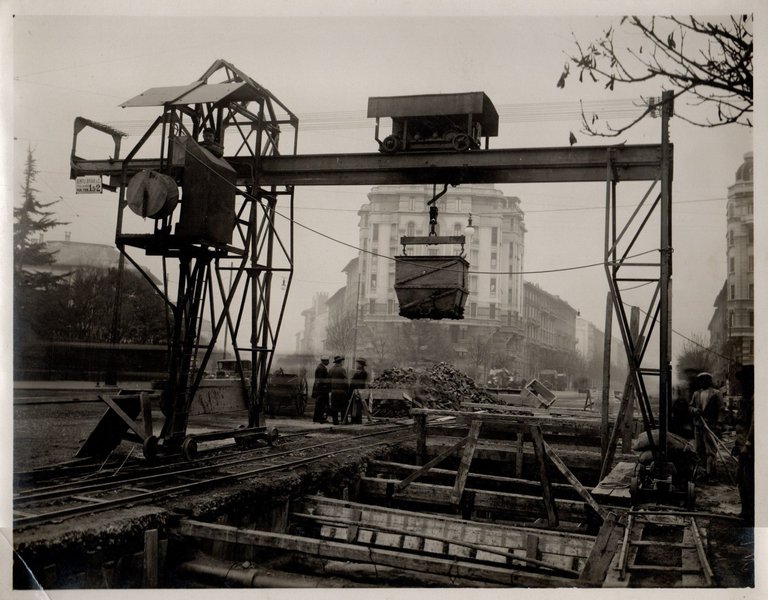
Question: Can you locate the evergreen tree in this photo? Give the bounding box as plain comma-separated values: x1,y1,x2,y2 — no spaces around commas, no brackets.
14,148,65,277
13,148,67,340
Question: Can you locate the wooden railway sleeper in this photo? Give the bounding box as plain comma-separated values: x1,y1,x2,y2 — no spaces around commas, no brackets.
617,514,713,585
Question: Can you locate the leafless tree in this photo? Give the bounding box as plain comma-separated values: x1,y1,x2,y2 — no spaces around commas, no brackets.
558,15,752,136
465,331,493,382
675,333,716,382
325,309,357,358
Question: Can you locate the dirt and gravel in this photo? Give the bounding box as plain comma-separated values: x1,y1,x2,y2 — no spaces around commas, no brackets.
370,362,502,411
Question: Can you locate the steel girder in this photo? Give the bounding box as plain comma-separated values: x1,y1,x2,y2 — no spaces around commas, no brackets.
72,144,665,187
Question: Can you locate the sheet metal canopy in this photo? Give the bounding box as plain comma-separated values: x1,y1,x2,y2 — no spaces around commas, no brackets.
367,92,499,136
121,82,264,108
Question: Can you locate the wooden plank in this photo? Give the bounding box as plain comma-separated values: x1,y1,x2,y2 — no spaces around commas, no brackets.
71,495,109,504
600,309,640,479
689,518,714,586
140,392,153,438
143,529,158,588
600,292,613,459
530,425,558,528
368,460,582,498
578,512,622,585
415,413,428,465
101,394,146,439
422,437,613,473
450,419,482,506
542,439,610,520
423,411,604,436
176,519,582,587
426,424,603,447
526,534,540,561
592,461,636,503
301,495,595,561
292,511,580,576
361,477,590,523
395,436,468,493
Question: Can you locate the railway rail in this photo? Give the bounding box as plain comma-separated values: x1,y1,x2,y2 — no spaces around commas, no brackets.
14,426,336,486
14,425,413,529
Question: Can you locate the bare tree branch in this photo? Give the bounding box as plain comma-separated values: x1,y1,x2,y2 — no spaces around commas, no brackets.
560,14,752,135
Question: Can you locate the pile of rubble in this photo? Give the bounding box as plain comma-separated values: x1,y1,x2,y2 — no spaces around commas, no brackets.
369,362,503,414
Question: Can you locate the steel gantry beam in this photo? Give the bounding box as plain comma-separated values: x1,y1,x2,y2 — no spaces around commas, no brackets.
72,144,666,187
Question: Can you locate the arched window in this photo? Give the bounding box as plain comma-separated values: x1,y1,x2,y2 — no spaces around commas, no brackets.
406,221,415,237
453,222,462,235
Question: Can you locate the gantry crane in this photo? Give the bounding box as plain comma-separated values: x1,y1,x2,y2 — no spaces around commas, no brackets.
71,62,676,501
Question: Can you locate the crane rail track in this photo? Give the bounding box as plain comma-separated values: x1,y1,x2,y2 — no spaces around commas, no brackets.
14,428,333,488
14,426,413,529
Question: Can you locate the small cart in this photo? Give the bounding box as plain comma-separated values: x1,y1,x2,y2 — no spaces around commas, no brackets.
265,369,308,416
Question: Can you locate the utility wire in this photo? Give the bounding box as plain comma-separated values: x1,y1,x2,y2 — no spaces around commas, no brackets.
631,304,738,364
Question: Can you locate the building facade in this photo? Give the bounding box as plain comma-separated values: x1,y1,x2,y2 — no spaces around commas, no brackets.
297,184,612,386
354,184,528,376
724,152,754,366
296,292,329,355
522,282,578,381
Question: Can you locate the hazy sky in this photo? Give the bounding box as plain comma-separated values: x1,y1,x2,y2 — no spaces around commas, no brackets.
3,1,762,370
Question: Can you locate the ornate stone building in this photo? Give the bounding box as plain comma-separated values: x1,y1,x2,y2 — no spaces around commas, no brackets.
709,151,754,378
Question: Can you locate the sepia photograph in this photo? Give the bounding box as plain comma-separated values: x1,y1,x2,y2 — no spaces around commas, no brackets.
2,0,762,596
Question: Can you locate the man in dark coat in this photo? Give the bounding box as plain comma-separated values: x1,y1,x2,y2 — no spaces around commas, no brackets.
328,356,348,425
311,356,330,423
689,372,723,483
348,358,369,424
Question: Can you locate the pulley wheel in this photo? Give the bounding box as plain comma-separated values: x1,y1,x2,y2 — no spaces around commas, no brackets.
181,436,198,461
452,133,472,152
380,135,400,153
142,435,159,460
127,170,179,219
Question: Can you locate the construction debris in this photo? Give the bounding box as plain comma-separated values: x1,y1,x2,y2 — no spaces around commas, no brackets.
369,363,502,416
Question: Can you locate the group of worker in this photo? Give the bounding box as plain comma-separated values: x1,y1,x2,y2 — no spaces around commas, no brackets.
310,355,369,425
687,369,754,523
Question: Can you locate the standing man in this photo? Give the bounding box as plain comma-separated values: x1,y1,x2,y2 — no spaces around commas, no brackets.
328,356,348,426
689,372,723,483
311,356,330,423
348,358,369,424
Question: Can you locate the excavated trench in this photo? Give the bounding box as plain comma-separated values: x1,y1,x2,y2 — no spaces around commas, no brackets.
15,428,613,589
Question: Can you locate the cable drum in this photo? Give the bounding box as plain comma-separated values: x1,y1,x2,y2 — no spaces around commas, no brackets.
127,169,179,219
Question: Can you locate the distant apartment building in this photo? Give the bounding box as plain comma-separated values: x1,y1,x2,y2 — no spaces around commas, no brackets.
709,151,754,377
355,184,527,370
297,184,617,385
522,282,578,381
575,316,629,387
295,292,329,355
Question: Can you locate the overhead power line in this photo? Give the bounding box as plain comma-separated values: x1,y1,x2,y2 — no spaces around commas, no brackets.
102,97,646,134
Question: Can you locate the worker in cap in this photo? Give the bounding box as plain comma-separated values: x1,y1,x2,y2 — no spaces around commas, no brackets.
200,126,224,158
328,356,348,425
311,355,331,423
689,371,723,483
348,358,369,424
